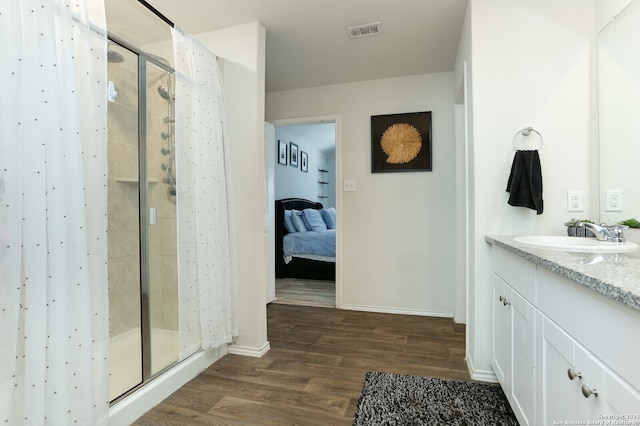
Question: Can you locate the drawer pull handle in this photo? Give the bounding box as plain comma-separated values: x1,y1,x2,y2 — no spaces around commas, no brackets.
581,385,598,398
567,369,582,380
499,295,510,306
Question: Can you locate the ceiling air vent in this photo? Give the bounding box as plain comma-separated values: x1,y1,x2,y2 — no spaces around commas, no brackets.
347,22,383,39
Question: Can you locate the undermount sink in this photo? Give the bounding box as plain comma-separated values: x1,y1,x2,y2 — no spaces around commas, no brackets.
513,235,639,253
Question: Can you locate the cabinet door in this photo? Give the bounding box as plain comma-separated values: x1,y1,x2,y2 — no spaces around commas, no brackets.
510,290,535,426
537,314,605,423
491,273,509,387
574,344,606,420
491,275,536,426
602,362,640,415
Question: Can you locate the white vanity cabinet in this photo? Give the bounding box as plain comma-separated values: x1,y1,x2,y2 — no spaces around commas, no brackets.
536,314,605,423
491,275,509,385
491,248,536,426
490,244,640,426
536,266,640,422
537,311,640,423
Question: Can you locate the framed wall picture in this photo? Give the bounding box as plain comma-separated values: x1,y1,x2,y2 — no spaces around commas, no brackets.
289,142,299,167
371,111,432,173
278,140,287,165
301,151,308,172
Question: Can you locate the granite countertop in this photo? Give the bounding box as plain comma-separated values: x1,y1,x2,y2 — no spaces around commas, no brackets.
485,235,640,312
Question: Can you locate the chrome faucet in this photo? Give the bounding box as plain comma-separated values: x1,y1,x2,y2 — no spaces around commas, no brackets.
577,222,627,243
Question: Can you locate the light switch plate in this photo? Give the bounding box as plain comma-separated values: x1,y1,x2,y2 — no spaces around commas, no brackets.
343,179,356,192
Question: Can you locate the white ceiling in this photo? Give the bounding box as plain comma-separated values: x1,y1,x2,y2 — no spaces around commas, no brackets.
106,0,468,92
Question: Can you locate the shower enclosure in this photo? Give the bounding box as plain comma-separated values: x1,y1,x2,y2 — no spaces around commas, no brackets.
106,38,179,402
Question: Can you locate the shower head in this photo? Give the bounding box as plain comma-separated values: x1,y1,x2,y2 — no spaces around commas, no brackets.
158,86,172,100
107,46,124,64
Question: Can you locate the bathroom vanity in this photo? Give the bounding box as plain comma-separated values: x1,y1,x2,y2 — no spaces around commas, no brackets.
486,235,640,426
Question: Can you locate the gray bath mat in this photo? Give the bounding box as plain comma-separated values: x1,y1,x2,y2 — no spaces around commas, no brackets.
353,372,518,425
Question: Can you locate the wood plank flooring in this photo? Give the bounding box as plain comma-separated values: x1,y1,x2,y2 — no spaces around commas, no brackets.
133,304,469,425
273,278,335,307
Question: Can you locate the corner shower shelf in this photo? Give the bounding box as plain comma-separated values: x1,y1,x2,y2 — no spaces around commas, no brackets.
115,177,159,183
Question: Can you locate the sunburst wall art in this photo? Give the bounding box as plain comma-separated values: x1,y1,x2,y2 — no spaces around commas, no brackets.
371,111,432,172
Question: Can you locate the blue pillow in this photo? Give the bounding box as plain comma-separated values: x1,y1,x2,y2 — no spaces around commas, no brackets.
302,208,327,231
284,210,297,233
321,207,336,229
290,210,308,232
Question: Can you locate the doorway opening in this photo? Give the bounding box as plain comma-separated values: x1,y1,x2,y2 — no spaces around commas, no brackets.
266,117,339,308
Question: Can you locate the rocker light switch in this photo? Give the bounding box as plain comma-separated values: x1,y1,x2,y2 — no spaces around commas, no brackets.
343,179,356,192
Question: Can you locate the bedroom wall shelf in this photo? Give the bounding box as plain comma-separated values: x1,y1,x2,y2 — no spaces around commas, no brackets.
317,168,330,202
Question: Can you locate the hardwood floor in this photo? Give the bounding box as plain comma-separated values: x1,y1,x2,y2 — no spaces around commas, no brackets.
134,304,469,425
273,278,335,307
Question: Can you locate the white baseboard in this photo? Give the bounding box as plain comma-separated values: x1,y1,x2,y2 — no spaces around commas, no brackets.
466,357,498,383
228,341,271,357
339,303,454,318
108,344,227,426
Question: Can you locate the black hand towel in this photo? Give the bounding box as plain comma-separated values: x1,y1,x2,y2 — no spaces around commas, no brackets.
506,150,543,215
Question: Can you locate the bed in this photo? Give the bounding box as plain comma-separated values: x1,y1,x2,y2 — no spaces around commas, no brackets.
275,198,336,281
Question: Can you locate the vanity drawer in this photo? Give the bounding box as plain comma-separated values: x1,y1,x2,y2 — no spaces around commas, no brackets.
491,245,536,303
537,266,640,391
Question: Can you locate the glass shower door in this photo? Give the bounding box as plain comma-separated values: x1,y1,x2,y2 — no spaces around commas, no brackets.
107,39,179,402
146,61,179,375
107,43,142,401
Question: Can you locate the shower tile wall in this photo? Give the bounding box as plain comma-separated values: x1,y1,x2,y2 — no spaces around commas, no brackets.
108,59,141,338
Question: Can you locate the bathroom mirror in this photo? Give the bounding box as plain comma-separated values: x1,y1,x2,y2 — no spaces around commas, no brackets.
598,0,640,225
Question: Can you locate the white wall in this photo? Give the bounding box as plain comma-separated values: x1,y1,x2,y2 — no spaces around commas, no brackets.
462,0,596,379
453,3,473,328
195,22,269,355
267,72,457,317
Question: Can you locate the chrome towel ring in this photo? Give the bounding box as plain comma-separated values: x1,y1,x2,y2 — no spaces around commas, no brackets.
512,127,543,150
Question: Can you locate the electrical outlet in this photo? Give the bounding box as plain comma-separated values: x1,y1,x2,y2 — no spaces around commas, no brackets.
567,191,584,212
605,189,623,212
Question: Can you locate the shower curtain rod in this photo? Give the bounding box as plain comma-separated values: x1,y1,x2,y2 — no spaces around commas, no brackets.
137,0,175,28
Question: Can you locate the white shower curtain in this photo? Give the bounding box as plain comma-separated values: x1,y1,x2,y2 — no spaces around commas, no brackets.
172,27,239,359
0,0,109,424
